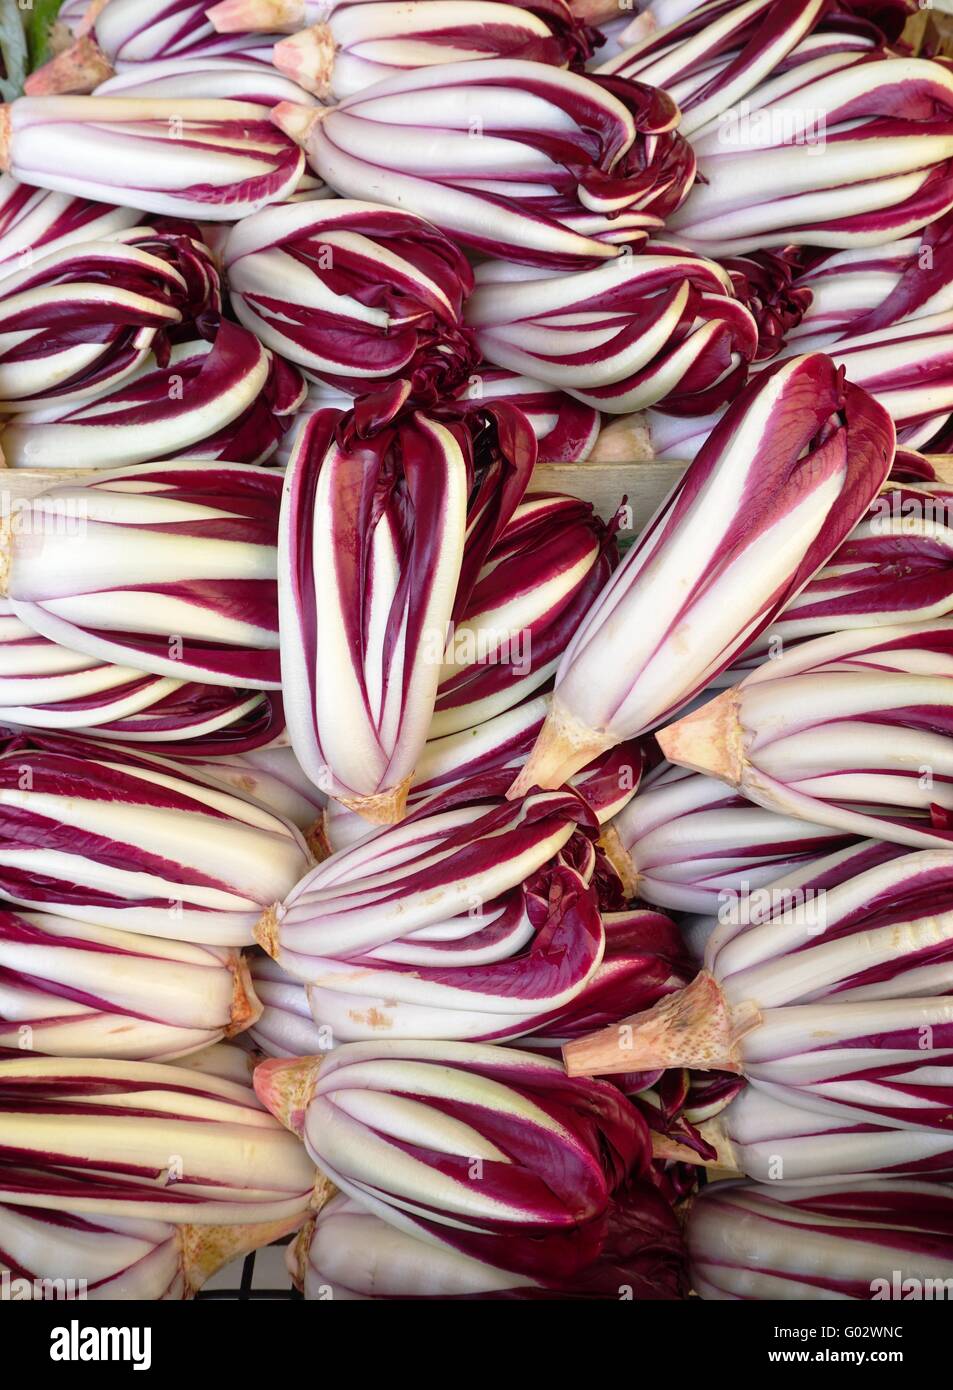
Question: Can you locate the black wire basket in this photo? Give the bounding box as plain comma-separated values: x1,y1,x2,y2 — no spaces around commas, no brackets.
195,1237,301,1301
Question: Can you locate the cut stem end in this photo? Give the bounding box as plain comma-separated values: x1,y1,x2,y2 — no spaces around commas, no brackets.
253,1054,324,1135
563,970,758,1076
178,1214,305,1293
598,824,639,900
23,37,114,96
334,775,412,826
656,687,745,786
226,952,263,1036
271,99,324,148
273,25,335,101
589,412,654,464
253,902,283,960
507,701,615,798
207,0,304,34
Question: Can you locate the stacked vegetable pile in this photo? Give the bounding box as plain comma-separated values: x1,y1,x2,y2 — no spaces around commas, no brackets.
2,0,953,1303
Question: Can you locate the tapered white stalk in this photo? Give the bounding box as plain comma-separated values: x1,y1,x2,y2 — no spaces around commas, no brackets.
170,745,325,832
95,56,318,106
0,742,310,944
607,761,854,914
509,354,894,794
467,253,757,414
0,1055,320,1224
3,459,283,688
247,954,332,1059
668,57,953,254
659,619,953,852
689,1178,953,1300
0,1203,305,1299
710,1087,953,1185
274,58,695,267
0,97,304,221
0,908,260,1059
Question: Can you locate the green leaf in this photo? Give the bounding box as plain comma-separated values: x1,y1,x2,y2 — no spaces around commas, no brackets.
26,0,68,72
0,0,29,98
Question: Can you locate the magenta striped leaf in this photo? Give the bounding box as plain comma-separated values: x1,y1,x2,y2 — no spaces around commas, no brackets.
225,199,476,396
717,247,811,361
247,953,331,1060
466,251,758,414
297,1178,686,1299
261,784,589,971
722,480,953,680
510,354,895,793
660,619,953,852
0,1055,318,1223
0,601,282,746
278,390,535,824
0,907,261,1060
0,175,139,276
598,0,838,137
26,0,279,96
0,741,311,943
689,1178,953,1300
0,228,220,413
0,96,304,221
668,56,953,255
0,1200,306,1298
303,860,605,1044
712,1087,953,1185
4,459,284,688
517,906,692,1051
254,1038,650,1282
94,56,318,106
433,492,617,737
274,58,696,267
455,367,600,462
0,319,305,468
608,760,857,914
788,211,953,352
272,0,599,102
